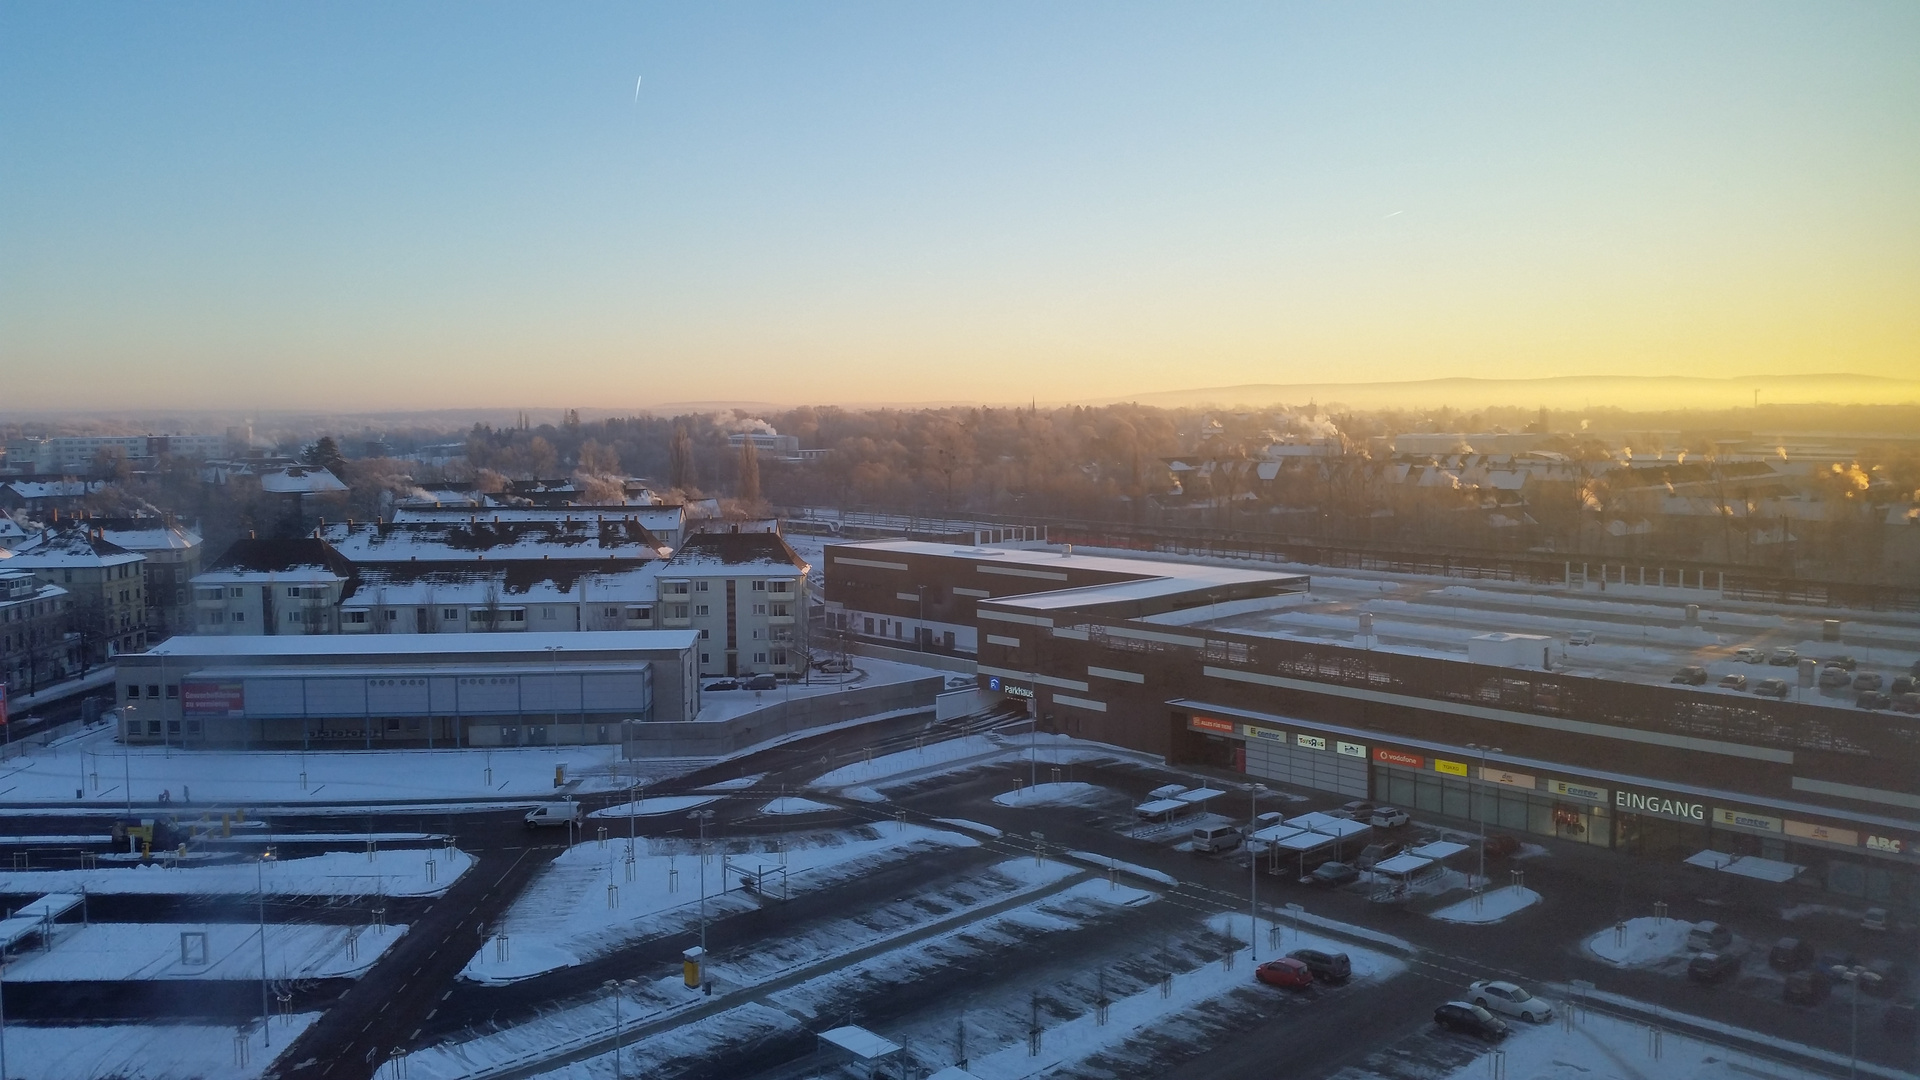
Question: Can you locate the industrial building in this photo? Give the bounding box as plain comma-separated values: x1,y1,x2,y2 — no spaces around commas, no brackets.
823,539,1920,908
114,631,698,749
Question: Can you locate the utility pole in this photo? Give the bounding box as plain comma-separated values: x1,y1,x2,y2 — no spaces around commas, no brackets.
1249,783,1265,958
258,851,273,1048
1467,743,1502,893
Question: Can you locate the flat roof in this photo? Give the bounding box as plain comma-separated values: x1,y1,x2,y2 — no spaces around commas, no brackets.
137,630,698,660
831,539,1305,590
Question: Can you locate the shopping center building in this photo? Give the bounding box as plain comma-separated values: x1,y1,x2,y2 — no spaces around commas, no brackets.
823,539,1920,907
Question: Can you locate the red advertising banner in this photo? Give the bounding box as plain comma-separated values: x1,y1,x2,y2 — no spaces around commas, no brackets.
1373,748,1423,769
1190,716,1236,734
182,681,245,717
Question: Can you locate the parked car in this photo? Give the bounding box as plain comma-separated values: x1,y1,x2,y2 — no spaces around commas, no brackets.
1482,834,1522,859
1688,951,1742,985
1818,666,1852,689
1754,678,1791,699
1893,676,1917,696
1356,841,1405,870
1785,969,1833,1006
703,678,741,691
1672,666,1708,685
1823,655,1859,671
1191,824,1243,855
1718,673,1749,691
1370,807,1411,828
1304,861,1360,888
1769,937,1815,972
524,802,583,828
1733,647,1763,664
1768,647,1799,666
1339,800,1377,819
1287,949,1352,983
1434,1001,1510,1041
1864,907,1892,932
1860,959,1906,998
1894,693,1920,715
1467,980,1554,1022
744,673,778,690
1687,922,1732,952
1255,957,1314,989
812,657,852,674
1858,692,1892,710
1854,672,1884,691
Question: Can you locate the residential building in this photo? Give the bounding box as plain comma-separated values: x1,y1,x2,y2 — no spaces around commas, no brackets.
192,538,354,636
0,523,147,661
0,570,76,700
90,516,205,641
659,531,811,678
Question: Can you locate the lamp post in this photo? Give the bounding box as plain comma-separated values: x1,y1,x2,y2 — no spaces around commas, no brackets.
1839,964,1868,1080
1248,782,1265,959
605,978,624,1080
121,706,134,812
1465,743,1502,892
257,848,275,1049
688,809,715,952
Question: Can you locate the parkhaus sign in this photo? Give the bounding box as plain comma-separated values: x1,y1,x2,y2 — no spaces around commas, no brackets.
1615,788,1706,822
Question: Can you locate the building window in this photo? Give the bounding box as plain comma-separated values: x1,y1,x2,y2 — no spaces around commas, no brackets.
771,650,786,665
695,581,709,592
126,685,139,700
700,652,710,663
752,629,762,639
604,606,619,617
385,609,398,621
232,612,244,623
752,604,766,615
208,611,225,625
345,610,368,624
286,587,303,598
752,580,766,591
864,617,875,634
700,628,710,639
288,612,302,624
770,603,790,617
754,652,767,663
229,587,244,598
542,607,554,620
670,604,688,619
695,605,710,617
444,608,459,620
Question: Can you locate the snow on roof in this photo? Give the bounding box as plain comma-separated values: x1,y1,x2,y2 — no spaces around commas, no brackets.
1308,817,1371,839
257,467,348,494
1133,799,1186,817
1683,850,1802,882
137,630,698,660
665,532,809,572
322,520,669,562
343,562,663,606
392,505,686,532
1372,853,1434,875
4,480,105,499
1174,787,1227,804
90,519,203,551
1410,840,1471,860
201,538,354,579
4,526,142,567
819,1026,902,1060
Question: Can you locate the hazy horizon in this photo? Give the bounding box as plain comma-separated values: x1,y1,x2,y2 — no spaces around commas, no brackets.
4,3,1918,411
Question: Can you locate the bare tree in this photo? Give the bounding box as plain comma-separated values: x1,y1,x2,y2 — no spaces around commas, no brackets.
737,438,761,504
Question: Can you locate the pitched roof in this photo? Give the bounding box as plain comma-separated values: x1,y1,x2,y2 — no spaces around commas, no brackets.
664,531,810,571
202,537,356,578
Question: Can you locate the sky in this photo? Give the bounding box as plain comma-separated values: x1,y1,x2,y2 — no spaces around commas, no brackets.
2,2,1916,412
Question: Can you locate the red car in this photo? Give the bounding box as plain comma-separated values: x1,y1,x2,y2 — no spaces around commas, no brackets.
1256,957,1314,989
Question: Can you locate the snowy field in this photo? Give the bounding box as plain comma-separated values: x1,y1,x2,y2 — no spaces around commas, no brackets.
1586,916,1695,965
0,1013,321,1080
1429,885,1541,923
461,822,980,983
990,781,1115,808
3,920,404,982
0,736,699,806
0,847,473,898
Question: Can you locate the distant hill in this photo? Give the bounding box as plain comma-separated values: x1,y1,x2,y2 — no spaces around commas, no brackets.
1098,374,1920,412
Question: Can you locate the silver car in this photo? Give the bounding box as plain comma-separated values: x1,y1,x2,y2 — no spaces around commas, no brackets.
1467,980,1554,1023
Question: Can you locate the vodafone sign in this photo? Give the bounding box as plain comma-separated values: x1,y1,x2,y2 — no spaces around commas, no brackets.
1373,748,1423,769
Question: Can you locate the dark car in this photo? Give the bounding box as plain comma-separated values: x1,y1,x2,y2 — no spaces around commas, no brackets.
1718,673,1748,691
1769,937,1814,972
1894,693,1920,715
1892,676,1916,696
1255,957,1313,989
1671,666,1708,685
1858,692,1892,710
1434,1001,1509,1041
1823,655,1859,671
1482,834,1522,859
1785,969,1833,1006
1688,951,1741,985
1754,678,1790,699
1356,841,1405,870
1768,647,1799,666
744,673,778,690
1854,672,1884,691
1304,861,1360,887
1287,948,1352,984
703,678,740,691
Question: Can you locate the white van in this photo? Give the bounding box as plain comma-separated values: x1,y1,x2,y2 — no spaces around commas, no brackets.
1191,824,1242,854
524,802,583,828
1686,921,1732,951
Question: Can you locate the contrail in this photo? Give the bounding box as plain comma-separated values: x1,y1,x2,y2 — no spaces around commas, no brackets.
1385,210,1403,219
634,75,643,103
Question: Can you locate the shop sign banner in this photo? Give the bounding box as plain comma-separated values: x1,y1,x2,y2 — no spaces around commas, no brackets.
1374,748,1423,769
1785,820,1859,847
1433,759,1469,777
1002,684,1035,699
1336,741,1367,758
1191,716,1236,734
183,682,245,717
1866,835,1906,855
1479,767,1536,788
1713,808,1783,833
1548,779,1607,803
1243,724,1285,741
1615,789,1705,821
1296,734,1328,751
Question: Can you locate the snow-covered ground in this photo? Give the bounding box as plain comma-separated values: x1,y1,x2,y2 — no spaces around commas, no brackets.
694,774,764,792
4,921,404,982
990,781,1113,808
0,847,472,897
1066,851,1180,886
810,731,1146,799
586,795,721,820
758,796,837,815
461,823,980,983
0,1013,321,1080
1429,886,1541,923
1586,916,1694,965
0,736,695,806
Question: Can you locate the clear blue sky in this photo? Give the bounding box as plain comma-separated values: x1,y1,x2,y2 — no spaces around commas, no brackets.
3,2,1916,410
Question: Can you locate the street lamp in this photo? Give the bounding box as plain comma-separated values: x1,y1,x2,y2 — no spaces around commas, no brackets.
257,847,276,1049
1839,964,1870,1080
1465,743,1502,892
688,809,715,952
121,706,135,812
1248,783,1265,959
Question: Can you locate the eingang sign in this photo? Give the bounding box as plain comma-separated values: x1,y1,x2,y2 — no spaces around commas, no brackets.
1615,788,1705,822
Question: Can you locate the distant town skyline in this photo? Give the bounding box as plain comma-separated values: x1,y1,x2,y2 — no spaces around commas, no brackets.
3,3,1917,411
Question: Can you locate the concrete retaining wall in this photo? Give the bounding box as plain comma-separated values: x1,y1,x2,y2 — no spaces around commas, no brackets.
849,641,977,675
623,675,945,758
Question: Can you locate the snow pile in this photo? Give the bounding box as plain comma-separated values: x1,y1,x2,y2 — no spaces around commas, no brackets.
1430,886,1541,924
694,774,765,792
587,795,721,820
1437,1001,1863,1080
3,922,405,982
935,818,1004,838
810,734,1007,790
462,823,979,983
758,797,837,815
991,782,1110,808
1586,916,1693,965
1067,851,1179,886
0,1013,322,1080
0,848,473,898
